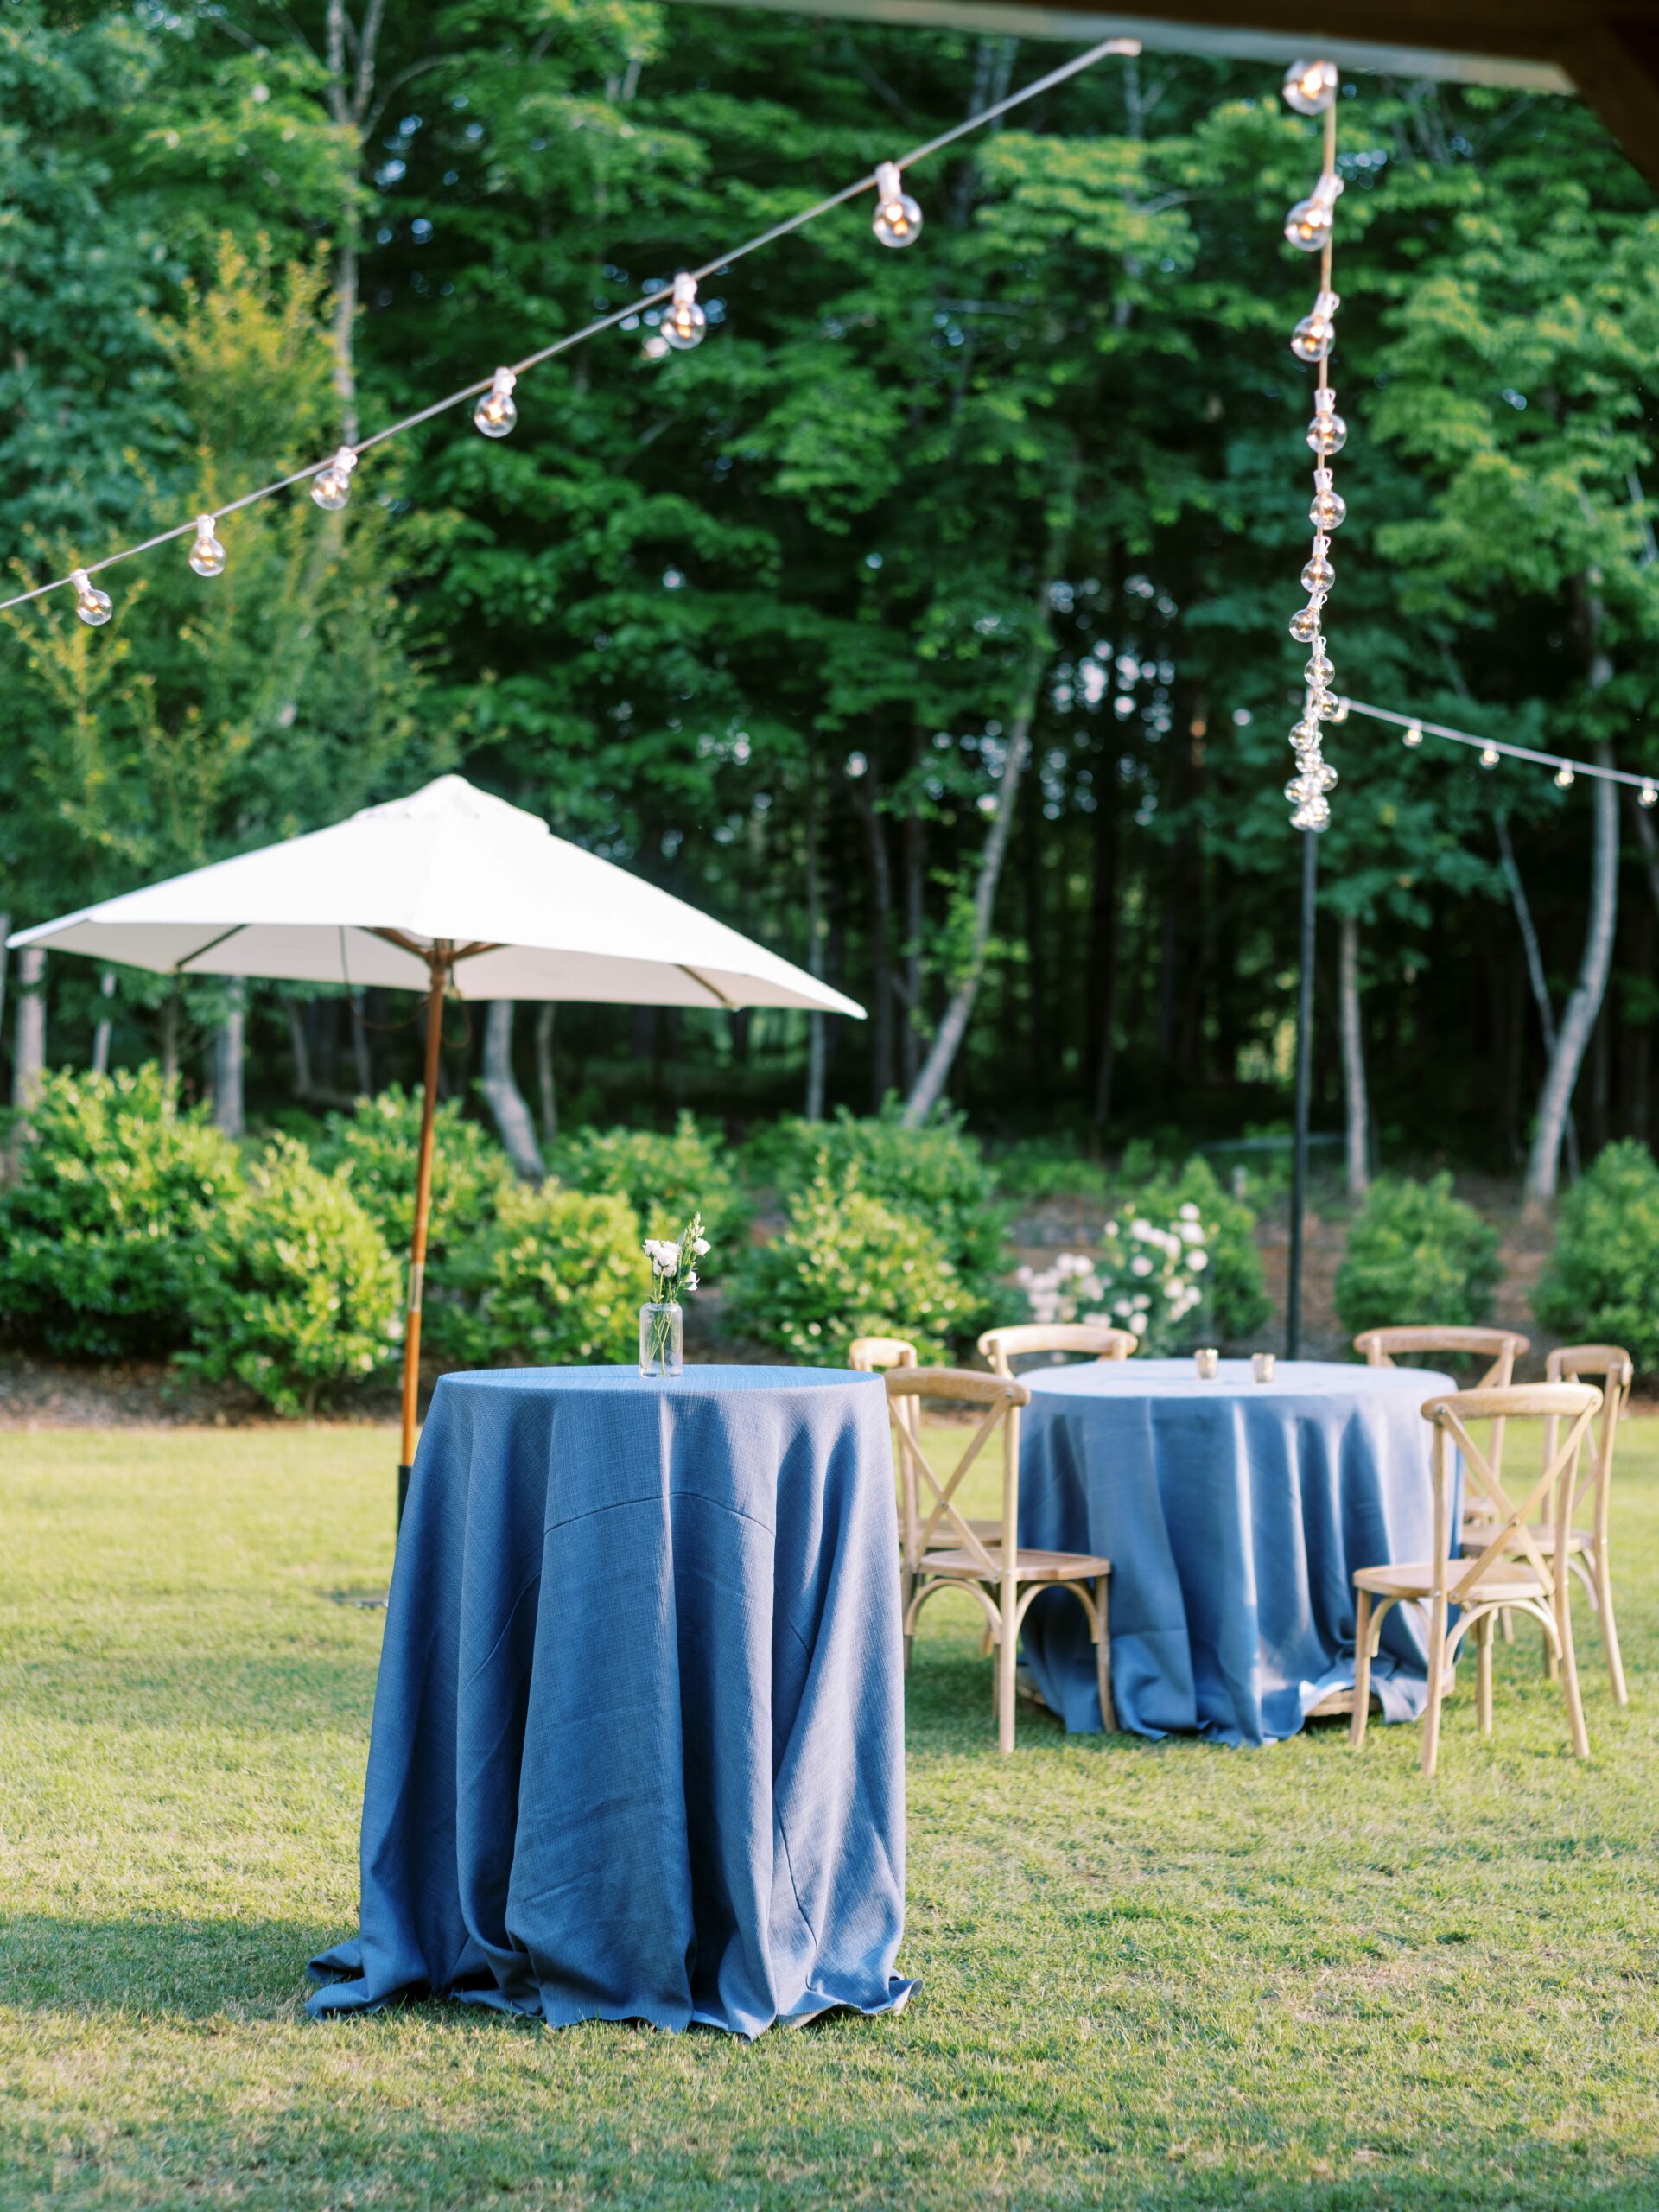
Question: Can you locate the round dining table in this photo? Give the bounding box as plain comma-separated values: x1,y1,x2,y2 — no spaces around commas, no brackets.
1015,1357,1454,1745
308,1365,913,2035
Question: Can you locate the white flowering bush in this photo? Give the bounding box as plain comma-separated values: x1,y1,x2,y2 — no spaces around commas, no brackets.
1016,1202,1211,1356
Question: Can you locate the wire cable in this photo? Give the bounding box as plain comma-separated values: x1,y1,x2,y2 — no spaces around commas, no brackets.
0,35,1139,616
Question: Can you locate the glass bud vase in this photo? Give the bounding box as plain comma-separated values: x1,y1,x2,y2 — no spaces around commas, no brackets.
639,1301,683,1379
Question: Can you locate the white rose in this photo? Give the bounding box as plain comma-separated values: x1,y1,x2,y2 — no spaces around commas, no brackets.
1190,1250,1208,1270
693,1237,710,1255
1130,1255,1153,1277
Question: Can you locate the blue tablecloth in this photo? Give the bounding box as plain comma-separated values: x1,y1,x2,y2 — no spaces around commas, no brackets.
309,1366,912,2036
1017,1358,1453,1745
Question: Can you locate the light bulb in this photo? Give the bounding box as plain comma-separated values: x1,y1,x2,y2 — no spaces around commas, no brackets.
1403,723,1423,747
1479,745,1499,769
662,271,707,352
311,446,358,511
1555,762,1574,788
1304,650,1334,687
1283,58,1338,116
188,514,226,577
1292,795,1332,832
1284,174,1341,254
474,367,518,438
1302,550,1335,594
1288,603,1322,643
69,568,112,626
1307,390,1347,455
872,161,923,249
1315,758,1339,788
1290,289,1339,364
1327,696,1350,725
1289,715,1322,752
1309,469,1346,531
1643,782,1658,808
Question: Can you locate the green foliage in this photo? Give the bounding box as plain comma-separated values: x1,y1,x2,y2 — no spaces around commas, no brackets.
1335,1173,1502,1344
1535,1141,1659,1376
313,1086,513,1259
432,1182,642,1369
727,1167,976,1365
994,1140,1113,1205
753,1108,1010,1326
1123,1154,1273,1345
548,1111,742,1244
177,1137,401,1415
0,1066,243,1358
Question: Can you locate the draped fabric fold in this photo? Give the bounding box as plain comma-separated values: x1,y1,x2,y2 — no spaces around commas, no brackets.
309,1366,912,2035
1016,1359,1453,1745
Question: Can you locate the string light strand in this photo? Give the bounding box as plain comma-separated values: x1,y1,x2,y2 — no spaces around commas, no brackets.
1281,58,1345,836
1340,697,1659,802
0,34,1141,621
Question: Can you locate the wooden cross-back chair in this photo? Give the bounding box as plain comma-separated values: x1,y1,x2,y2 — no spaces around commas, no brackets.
1350,1382,1601,1777
882,1367,1114,1752
1490,1345,1633,1706
850,1337,931,1620
1355,1327,1530,1572
978,1321,1138,1377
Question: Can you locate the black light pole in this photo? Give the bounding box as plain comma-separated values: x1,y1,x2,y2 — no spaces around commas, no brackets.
1285,827,1319,1360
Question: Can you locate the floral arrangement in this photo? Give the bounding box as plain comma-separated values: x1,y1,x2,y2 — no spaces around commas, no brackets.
645,1211,709,1301
641,1211,709,1374
1016,1201,1210,1357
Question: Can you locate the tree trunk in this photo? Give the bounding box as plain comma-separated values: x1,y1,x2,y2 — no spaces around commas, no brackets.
849,760,895,1108
1525,753,1619,1206
1338,912,1370,1198
804,758,826,1120
213,982,245,1139
534,1003,557,1147
1088,772,1121,1136
348,989,372,1095
902,566,1059,1128
1497,813,1580,1183
287,1001,314,1099
900,730,925,1092
92,969,116,1075
0,913,10,1075
480,1000,545,1181
159,994,180,1089
10,945,46,1118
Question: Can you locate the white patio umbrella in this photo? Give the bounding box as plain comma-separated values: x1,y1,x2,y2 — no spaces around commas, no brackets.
11,774,862,1514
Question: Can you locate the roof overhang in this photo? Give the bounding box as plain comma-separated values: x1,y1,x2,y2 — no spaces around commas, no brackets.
679,1,1659,183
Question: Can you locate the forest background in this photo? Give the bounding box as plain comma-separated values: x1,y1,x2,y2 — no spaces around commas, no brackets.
3,0,1658,1200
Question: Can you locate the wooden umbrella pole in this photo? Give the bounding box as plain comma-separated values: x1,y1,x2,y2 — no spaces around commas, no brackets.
397,946,450,1529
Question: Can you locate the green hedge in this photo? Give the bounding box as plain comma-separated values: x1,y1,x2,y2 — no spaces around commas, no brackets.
177,1137,402,1415
549,1111,743,1245
749,1106,1011,1331
434,1182,642,1368
314,1085,513,1259
727,1164,976,1365
1335,1173,1500,1344
1534,1141,1659,1375
0,1067,244,1358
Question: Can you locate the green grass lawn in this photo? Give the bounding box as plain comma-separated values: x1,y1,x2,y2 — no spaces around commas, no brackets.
4,1420,1659,2210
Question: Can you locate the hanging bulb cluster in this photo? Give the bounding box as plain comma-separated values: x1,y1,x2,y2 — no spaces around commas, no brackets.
474,367,518,438
311,447,358,512
873,162,924,248
664,272,706,352
1281,59,1344,835
188,515,226,577
70,569,112,626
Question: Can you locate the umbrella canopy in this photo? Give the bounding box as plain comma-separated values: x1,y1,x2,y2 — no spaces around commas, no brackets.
10,773,862,1017
12,773,862,1521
